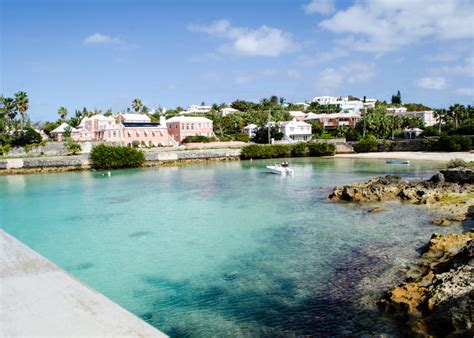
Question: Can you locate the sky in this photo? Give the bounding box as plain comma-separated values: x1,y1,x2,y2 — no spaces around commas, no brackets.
1,0,474,121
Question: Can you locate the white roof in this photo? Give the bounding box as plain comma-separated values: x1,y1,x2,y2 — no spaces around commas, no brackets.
120,113,151,122
404,128,424,132
306,112,361,120
243,124,258,130
220,107,239,113
166,116,212,123
279,119,311,127
51,123,77,133
289,111,306,116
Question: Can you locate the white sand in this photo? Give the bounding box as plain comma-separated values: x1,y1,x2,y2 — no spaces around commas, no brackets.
335,151,474,162
0,230,167,337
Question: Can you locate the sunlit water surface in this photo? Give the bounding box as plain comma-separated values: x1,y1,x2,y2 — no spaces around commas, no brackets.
0,158,461,336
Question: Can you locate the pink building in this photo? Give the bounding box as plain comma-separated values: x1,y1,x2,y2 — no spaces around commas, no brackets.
166,116,214,143
121,122,171,147
70,113,175,147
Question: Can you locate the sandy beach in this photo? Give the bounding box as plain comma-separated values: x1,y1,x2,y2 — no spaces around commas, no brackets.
335,151,474,162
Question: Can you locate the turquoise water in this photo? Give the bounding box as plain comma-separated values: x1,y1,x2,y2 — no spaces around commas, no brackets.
0,158,461,336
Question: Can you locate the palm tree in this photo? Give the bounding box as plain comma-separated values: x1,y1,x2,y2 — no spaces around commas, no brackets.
433,109,447,134
131,99,143,113
14,91,29,130
2,97,17,120
58,107,68,120
448,104,466,129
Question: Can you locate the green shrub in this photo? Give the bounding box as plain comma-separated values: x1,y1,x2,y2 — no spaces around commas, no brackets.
90,144,145,169
131,140,140,148
434,134,472,152
9,128,42,147
447,158,466,168
0,144,11,155
65,138,82,155
308,142,336,156
182,135,211,143
240,142,335,159
291,142,308,157
354,135,378,153
232,133,250,142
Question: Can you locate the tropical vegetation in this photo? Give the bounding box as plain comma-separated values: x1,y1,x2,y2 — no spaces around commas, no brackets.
90,144,145,169
240,142,336,159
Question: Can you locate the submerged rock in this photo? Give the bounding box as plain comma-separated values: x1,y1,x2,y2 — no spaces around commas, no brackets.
430,219,451,227
368,207,386,213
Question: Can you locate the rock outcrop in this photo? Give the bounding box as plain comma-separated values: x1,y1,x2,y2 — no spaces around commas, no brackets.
329,168,474,336
329,172,472,205
378,232,474,337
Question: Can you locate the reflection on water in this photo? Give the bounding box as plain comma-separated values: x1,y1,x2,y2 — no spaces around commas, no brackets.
0,158,457,336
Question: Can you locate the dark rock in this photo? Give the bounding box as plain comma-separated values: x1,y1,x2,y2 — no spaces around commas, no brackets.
440,168,474,185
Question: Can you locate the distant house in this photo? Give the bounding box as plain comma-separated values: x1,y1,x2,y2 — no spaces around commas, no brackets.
166,116,214,142
306,112,362,129
118,113,151,123
220,107,239,116
50,123,77,141
277,119,312,142
73,114,120,142
243,124,258,138
183,105,212,115
404,128,424,139
289,111,306,122
387,108,436,126
293,102,310,110
70,113,174,147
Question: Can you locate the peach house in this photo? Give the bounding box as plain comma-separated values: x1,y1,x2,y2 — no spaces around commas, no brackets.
73,115,121,142
305,112,361,129
121,122,170,147
166,116,214,143
70,113,175,147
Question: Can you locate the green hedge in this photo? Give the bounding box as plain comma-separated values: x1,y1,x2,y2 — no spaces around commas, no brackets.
90,144,145,169
433,134,472,152
182,135,211,143
354,135,378,153
240,142,335,159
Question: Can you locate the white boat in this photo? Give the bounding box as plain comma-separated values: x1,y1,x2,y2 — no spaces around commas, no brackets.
266,164,294,175
386,159,410,164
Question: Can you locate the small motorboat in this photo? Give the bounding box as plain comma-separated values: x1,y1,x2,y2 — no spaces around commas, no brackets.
386,159,410,164
266,164,294,175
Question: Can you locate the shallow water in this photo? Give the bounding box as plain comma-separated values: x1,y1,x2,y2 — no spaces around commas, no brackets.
0,158,461,336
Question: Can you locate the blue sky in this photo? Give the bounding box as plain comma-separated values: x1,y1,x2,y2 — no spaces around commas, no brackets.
1,0,474,121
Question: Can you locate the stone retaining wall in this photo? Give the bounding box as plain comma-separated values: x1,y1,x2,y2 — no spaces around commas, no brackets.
0,148,242,175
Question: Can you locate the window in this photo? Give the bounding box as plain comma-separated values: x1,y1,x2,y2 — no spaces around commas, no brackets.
136,130,140,136
198,123,201,128
181,124,185,130
152,131,156,136
186,125,189,130
144,130,148,136
191,124,194,130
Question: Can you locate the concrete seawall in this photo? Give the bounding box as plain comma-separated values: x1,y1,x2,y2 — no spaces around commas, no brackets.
0,230,167,337
0,148,242,175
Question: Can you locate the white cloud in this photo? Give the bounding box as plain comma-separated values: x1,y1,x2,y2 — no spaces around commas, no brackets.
455,88,474,96
436,57,474,77
316,62,376,93
416,77,447,90
83,33,121,45
234,68,279,85
303,0,335,15
188,19,297,57
319,0,474,53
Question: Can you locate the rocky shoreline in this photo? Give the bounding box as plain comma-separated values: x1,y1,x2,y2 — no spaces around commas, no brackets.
329,168,474,337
